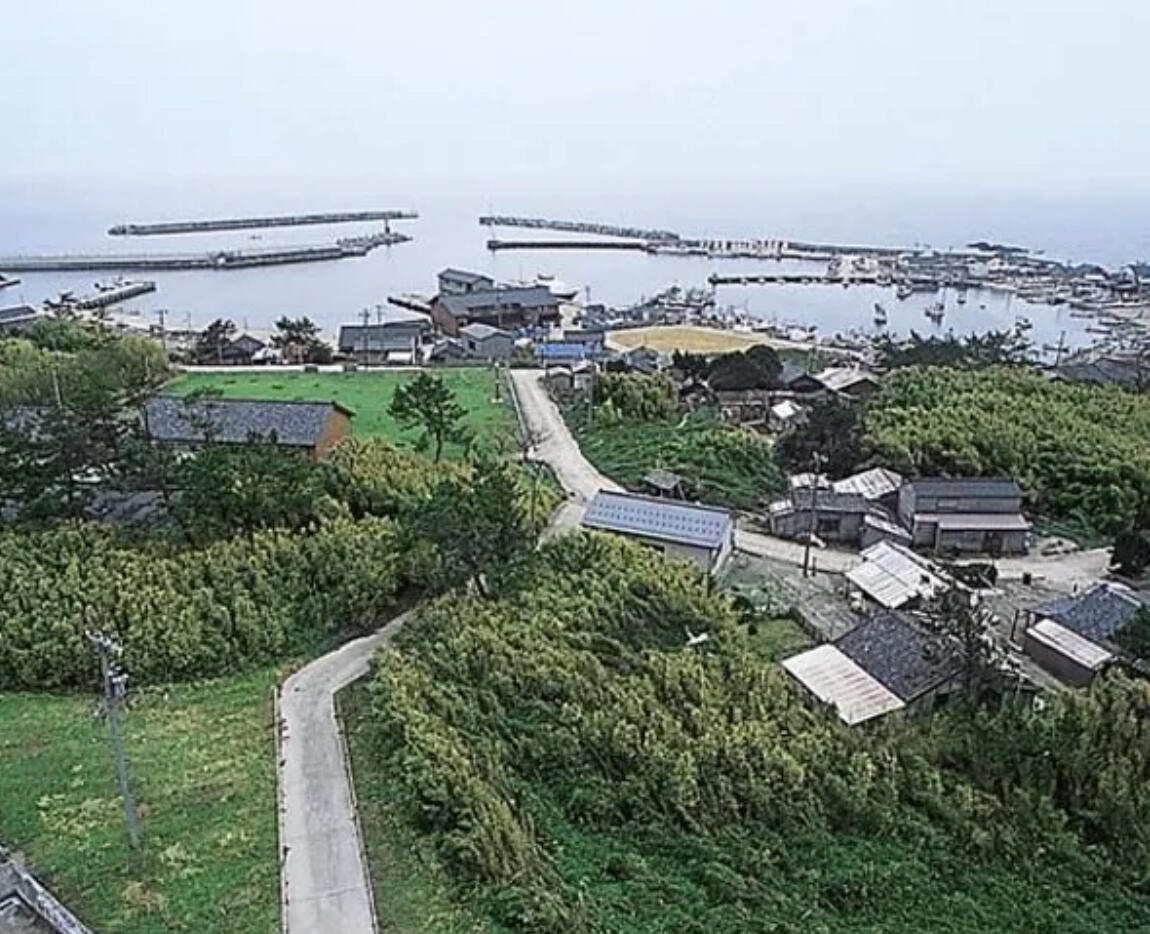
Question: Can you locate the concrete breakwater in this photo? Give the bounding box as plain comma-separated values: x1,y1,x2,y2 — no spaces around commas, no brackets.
479,215,680,242
108,210,418,236
0,233,411,272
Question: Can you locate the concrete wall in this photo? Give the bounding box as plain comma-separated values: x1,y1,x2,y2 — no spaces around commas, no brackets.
314,411,352,459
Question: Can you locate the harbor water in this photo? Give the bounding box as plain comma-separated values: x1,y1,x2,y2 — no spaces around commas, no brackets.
3,175,1148,354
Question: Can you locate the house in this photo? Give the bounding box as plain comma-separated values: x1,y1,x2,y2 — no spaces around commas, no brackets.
778,360,824,394
427,337,469,364
143,397,353,460
580,489,734,575
1,845,97,934
768,489,870,544
460,322,514,361
555,327,607,351
832,467,903,512
338,316,431,365
846,540,949,610
431,286,562,336
535,341,595,365
220,333,268,365
437,268,496,296
898,477,1029,555
623,346,667,375
0,304,45,335
782,611,961,726
813,366,880,399
1021,583,1145,687
768,398,806,431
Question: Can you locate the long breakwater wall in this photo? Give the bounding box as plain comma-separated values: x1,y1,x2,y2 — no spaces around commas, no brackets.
108,210,419,236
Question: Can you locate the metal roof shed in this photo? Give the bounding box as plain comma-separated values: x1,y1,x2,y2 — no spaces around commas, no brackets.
847,540,949,609
782,644,905,725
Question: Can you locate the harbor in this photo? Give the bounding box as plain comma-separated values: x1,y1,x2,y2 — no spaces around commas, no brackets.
109,210,419,236
70,279,157,310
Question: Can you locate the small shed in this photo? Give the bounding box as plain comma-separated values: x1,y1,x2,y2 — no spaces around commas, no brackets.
642,469,688,500
782,644,906,726
768,490,869,544
846,540,950,610
768,399,806,431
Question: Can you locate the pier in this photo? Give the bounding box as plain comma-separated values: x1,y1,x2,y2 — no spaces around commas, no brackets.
479,216,680,242
0,234,410,273
708,272,882,287
108,210,419,236
73,280,157,310
487,239,650,252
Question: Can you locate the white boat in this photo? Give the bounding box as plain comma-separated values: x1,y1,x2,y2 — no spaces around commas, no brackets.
516,273,578,301
873,302,888,325
896,283,913,300
925,301,945,323
1015,316,1034,331
956,289,968,305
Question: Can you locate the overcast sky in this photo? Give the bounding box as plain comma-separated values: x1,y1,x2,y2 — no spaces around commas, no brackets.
4,0,1148,192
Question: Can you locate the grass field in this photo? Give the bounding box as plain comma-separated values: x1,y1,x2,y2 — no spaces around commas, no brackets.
339,682,490,934
167,369,516,458
0,668,282,933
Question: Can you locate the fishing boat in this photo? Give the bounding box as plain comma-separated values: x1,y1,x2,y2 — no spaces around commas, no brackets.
896,283,913,300
925,302,945,323
956,289,968,305
873,302,888,326
1015,316,1034,331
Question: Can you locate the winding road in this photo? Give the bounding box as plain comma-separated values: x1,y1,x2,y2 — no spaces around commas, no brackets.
278,613,409,934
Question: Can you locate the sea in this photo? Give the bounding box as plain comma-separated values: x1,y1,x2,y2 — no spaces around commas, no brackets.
4,175,1150,357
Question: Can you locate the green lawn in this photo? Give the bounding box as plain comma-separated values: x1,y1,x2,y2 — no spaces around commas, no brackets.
167,369,516,458
0,668,282,933
338,682,491,934
746,616,814,662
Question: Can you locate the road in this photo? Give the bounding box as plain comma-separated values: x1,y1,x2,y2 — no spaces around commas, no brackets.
510,369,621,531
278,612,410,934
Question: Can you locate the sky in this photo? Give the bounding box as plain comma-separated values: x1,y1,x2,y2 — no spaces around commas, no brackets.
3,0,1150,193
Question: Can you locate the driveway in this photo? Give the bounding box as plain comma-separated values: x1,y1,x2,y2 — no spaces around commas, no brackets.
278,613,409,934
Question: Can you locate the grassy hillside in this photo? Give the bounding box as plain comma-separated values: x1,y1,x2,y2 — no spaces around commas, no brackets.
168,369,516,458
350,533,1150,933
0,668,282,933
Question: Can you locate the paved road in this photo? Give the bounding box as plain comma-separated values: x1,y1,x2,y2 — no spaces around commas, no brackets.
279,613,409,934
510,369,621,530
734,529,862,574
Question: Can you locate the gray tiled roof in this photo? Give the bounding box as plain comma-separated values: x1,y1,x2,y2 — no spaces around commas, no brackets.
836,610,961,701
338,320,428,351
581,490,733,550
908,477,1022,499
439,267,494,285
439,286,560,318
1035,584,1144,645
790,489,869,513
0,304,39,322
144,396,349,447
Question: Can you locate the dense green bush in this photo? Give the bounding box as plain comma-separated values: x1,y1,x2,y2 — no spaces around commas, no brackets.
866,366,1150,533
592,372,676,421
0,517,405,691
361,534,1150,932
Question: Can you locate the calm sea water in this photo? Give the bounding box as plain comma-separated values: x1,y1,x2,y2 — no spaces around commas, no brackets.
3,176,1148,355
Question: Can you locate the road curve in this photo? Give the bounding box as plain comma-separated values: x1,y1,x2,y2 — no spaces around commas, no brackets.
278,612,410,934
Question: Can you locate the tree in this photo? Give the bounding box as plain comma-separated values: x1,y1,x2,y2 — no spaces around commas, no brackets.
1114,606,1150,660
194,319,236,364
1111,530,1150,577
388,372,466,461
705,346,782,391
876,330,1032,370
671,350,710,382
408,462,530,596
271,316,327,364
926,589,998,702
775,398,869,478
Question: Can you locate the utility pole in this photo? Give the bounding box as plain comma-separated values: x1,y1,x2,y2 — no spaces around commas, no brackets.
802,451,826,578
155,308,167,356
86,631,140,850
587,354,595,429
1053,329,1067,367
360,308,371,364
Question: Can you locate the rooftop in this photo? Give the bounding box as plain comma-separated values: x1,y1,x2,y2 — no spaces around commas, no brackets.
930,512,1030,532
144,396,351,447
782,644,906,725
581,489,733,550
789,489,869,513
1027,618,1115,672
908,477,1022,499
439,267,495,286
832,467,903,501
814,366,879,393
439,286,560,317
847,540,950,609
460,322,511,341
1034,583,1144,646
0,850,95,934
836,610,962,702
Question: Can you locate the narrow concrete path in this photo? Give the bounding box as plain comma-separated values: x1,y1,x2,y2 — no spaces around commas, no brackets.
278,612,409,934
510,369,621,531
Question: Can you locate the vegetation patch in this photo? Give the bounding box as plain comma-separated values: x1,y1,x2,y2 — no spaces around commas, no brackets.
864,366,1150,534
353,533,1150,933
0,667,281,934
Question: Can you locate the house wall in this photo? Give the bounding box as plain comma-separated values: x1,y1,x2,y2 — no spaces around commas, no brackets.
1022,630,1098,687
663,539,718,573
936,527,1027,555
771,508,863,544
468,333,514,360
314,411,352,459
430,301,462,336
